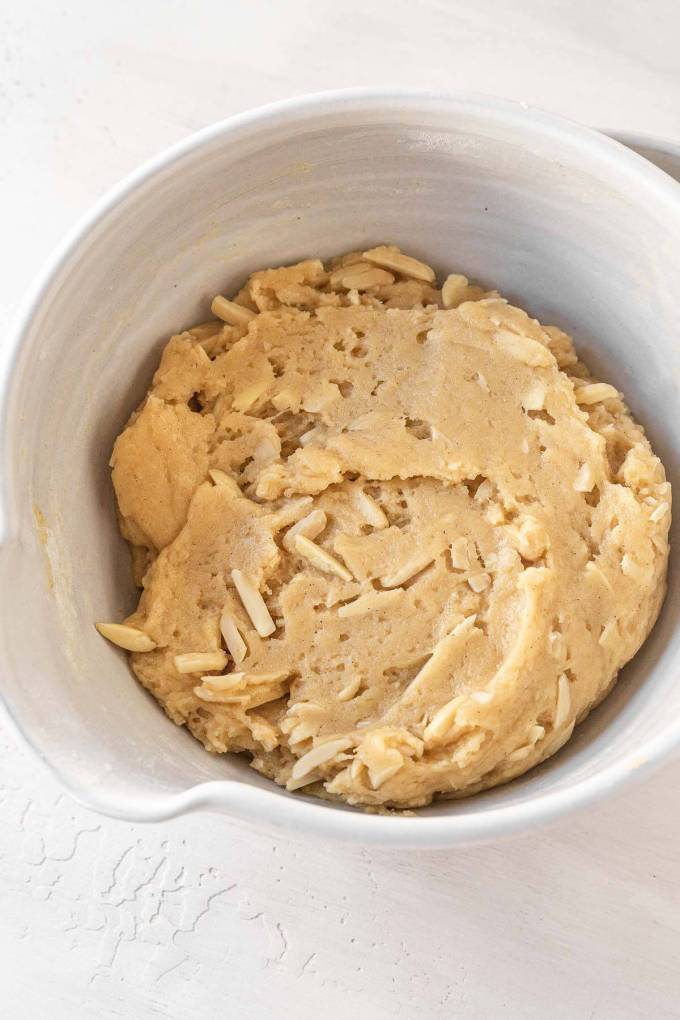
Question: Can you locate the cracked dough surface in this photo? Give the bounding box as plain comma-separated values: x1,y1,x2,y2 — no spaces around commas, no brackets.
109,248,671,808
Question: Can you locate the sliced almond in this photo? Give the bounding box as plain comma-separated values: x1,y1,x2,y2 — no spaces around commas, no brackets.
200,672,245,692
291,737,354,781
574,462,596,493
337,676,363,701
338,588,403,619
441,273,469,308
286,772,322,792
449,536,475,570
283,509,327,553
585,561,613,592
267,497,314,533
328,263,394,290
96,622,156,653
355,489,388,529
231,569,276,637
424,695,466,743
294,534,353,581
522,381,546,412
599,619,620,650
575,382,619,406
174,650,228,674
211,295,256,327
187,319,222,341
554,673,571,729
244,670,289,685
232,378,269,413
467,571,491,593
193,686,248,704
362,246,435,283
271,388,300,412
494,329,553,368
649,501,669,523
380,552,433,588
208,468,241,495
220,610,247,663
621,553,648,582
507,724,546,763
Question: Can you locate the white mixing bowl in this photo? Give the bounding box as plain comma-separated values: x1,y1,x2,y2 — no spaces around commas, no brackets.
2,91,679,848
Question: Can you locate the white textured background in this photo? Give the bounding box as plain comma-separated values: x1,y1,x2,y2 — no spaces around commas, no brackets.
2,2,680,1017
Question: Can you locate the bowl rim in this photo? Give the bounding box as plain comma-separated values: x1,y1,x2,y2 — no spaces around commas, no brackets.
2,87,680,848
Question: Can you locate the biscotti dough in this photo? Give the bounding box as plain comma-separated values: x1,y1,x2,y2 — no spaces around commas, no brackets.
100,247,671,808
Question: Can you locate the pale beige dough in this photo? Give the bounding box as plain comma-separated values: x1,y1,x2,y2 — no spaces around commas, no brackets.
105,248,671,808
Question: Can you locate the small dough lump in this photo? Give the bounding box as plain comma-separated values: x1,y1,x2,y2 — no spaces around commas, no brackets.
104,247,671,808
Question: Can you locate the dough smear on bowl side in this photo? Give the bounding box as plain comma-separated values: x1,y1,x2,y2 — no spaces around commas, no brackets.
96,246,671,809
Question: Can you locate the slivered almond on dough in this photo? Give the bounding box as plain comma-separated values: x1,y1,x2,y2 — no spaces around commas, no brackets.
337,676,363,701
195,670,289,704
193,686,248,704
211,295,256,327
174,650,228,674
220,610,247,663
232,379,269,413
268,497,314,531
231,569,276,637
494,329,553,367
355,488,388,529
410,615,478,696
621,553,648,582
203,670,288,690
450,536,475,570
298,427,319,446
650,501,669,523
554,673,571,729
573,462,596,493
291,737,354,781
271,388,298,412
328,263,394,290
522,381,546,412
380,552,434,588
338,588,404,618
96,623,156,652
199,672,245,692
585,561,613,592
294,534,353,581
362,246,436,283
245,671,289,685
283,509,327,553
188,320,222,341
424,695,466,743
599,619,620,650
286,772,322,792
575,383,619,405
208,468,242,495
441,273,469,308
507,725,546,763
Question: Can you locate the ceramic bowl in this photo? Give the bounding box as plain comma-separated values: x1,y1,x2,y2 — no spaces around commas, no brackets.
2,91,679,847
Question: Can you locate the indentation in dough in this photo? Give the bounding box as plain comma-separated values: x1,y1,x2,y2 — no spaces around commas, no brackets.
404,417,432,441
527,408,556,425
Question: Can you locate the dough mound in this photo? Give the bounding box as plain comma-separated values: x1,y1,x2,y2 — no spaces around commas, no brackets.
109,248,670,808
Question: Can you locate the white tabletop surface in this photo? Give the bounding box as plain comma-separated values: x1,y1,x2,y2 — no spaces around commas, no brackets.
2,2,680,1017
